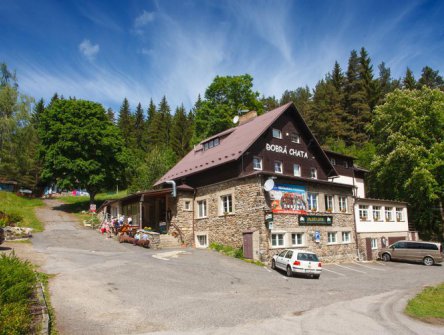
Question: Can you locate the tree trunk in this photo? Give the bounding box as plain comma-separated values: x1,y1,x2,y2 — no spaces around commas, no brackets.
89,192,96,205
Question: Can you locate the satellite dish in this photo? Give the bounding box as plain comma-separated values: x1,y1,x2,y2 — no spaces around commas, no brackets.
263,179,275,192
233,115,239,124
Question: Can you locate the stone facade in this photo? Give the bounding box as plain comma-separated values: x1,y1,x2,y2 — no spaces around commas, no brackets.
169,175,357,263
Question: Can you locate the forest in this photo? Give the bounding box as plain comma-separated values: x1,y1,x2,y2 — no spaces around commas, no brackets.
0,47,443,239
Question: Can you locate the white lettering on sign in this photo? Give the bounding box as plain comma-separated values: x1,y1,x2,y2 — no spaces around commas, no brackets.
266,143,308,159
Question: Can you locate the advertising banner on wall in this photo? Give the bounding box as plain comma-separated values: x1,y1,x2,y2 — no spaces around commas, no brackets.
269,184,307,214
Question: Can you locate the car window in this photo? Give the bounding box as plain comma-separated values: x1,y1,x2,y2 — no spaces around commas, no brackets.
407,242,421,249
278,250,287,257
392,242,406,249
285,251,293,259
298,253,319,262
297,253,308,261
423,243,438,250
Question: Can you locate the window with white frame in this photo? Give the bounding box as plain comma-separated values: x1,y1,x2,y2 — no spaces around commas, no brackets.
371,238,378,250
339,196,348,213
272,128,282,139
310,167,317,179
291,233,304,246
293,164,301,177
359,205,368,220
291,133,300,143
253,156,262,170
184,200,191,211
325,195,334,212
271,233,285,247
396,208,404,221
342,231,351,243
328,232,337,243
331,158,336,165
196,234,208,248
373,206,382,221
274,160,283,173
344,161,349,168
307,192,318,211
197,200,207,218
220,194,233,214
385,207,393,221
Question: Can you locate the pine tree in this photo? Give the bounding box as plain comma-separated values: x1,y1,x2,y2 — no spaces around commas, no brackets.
170,104,193,158
107,108,115,123
134,102,145,151
148,96,171,148
145,99,157,148
418,66,444,89
279,87,312,121
403,68,417,90
375,62,396,105
117,98,134,148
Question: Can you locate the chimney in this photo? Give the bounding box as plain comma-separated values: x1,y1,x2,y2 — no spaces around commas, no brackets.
238,110,257,125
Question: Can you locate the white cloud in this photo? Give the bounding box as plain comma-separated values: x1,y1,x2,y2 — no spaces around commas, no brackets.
134,10,155,32
79,39,100,60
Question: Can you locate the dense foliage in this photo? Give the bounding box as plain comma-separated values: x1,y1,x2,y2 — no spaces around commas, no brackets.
0,254,37,335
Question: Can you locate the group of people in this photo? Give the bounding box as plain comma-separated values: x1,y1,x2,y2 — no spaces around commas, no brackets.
99,215,151,248
99,215,133,238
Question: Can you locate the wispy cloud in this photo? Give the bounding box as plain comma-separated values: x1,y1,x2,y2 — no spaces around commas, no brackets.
134,10,155,33
79,39,100,60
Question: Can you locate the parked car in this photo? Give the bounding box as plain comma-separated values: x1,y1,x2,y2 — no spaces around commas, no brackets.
271,249,322,279
378,240,443,266
0,227,4,245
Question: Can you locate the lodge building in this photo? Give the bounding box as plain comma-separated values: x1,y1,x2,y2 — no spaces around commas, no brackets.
100,102,414,262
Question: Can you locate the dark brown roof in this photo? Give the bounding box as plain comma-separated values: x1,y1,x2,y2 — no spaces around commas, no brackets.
155,102,338,186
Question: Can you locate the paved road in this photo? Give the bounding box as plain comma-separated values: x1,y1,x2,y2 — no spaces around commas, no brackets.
2,199,444,334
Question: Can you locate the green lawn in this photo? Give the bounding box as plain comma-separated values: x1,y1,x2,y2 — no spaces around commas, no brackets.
405,283,444,324
0,191,44,231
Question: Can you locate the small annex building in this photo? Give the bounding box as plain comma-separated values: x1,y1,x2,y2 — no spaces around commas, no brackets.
100,102,415,262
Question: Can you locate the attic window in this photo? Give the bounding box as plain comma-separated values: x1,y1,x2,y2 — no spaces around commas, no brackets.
203,137,220,151
272,128,282,139
331,158,336,165
291,133,300,144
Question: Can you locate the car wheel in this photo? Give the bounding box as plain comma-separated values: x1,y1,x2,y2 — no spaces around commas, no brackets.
286,266,293,277
423,256,434,266
382,253,391,262
313,274,320,279
271,260,276,270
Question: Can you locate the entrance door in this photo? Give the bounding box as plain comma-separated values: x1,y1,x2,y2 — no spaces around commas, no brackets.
243,233,253,259
365,238,373,261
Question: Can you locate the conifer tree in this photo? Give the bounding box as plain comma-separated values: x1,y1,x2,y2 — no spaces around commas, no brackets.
117,98,134,148
375,62,397,105
148,96,171,148
418,66,444,89
279,87,312,122
170,104,193,158
106,108,115,123
134,103,146,151
403,68,417,89
145,99,157,148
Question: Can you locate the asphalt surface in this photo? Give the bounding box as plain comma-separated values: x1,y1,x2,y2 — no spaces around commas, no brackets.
2,199,444,335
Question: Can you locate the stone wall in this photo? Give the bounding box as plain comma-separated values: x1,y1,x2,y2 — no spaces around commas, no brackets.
357,232,409,261
168,191,194,246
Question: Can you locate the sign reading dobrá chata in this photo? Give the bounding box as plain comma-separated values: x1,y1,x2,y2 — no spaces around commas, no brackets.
299,215,333,225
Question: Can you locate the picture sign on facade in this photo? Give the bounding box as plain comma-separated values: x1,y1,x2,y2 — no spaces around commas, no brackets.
269,184,307,214
299,215,333,225
314,231,321,243
265,213,274,222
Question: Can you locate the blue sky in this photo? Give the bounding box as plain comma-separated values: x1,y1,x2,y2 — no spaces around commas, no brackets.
1,0,443,113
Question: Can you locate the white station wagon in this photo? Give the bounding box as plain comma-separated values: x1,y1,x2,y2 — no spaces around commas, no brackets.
271,249,322,279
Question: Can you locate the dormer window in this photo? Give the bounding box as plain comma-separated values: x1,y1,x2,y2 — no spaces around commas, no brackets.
272,128,282,139
331,158,336,165
291,133,300,143
310,168,317,179
203,137,220,151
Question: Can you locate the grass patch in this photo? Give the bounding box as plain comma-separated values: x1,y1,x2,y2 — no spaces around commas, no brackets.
57,190,128,215
37,273,58,335
209,242,265,266
405,283,444,325
0,191,44,232
0,253,37,335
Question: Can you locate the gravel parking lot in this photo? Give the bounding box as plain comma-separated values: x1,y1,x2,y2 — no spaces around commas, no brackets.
2,200,444,335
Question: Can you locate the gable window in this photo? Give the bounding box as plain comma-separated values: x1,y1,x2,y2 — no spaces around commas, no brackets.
291,133,300,143
359,205,368,220
373,206,382,221
253,156,262,170
197,200,207,218
325,195,334,212
274,161,283,173
271,233,285,247
307,192,318,211
339,196,347,213
310,168,317,179
272,128,282,139
330,158,336,165
220,194,233,214
293,164,301,177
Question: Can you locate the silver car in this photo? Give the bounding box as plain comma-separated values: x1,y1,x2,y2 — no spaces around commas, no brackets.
271,249,322,279
0,227,4,245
